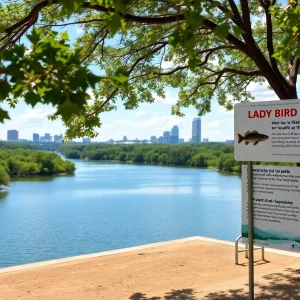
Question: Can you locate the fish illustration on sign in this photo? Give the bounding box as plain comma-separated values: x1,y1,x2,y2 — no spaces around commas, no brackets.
237,130,269,146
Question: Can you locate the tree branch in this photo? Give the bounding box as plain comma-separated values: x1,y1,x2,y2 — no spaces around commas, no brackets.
259,1,282,78
227,0,244,28
289,56,300,89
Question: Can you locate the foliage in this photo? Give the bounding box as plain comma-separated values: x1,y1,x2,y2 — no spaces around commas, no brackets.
60,143,242,173
60,142,295,173
0,165,10,186
0,1,299,139
0,148,75,186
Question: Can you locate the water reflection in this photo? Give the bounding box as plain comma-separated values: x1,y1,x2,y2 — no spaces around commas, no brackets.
0,161,241,268
0,191,8,200
11,173,74,183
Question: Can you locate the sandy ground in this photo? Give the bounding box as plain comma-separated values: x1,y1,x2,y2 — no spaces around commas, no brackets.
1,239,300,300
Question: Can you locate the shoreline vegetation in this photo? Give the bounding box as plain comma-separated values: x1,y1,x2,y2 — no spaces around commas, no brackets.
0,147,75,187
59,143,294,174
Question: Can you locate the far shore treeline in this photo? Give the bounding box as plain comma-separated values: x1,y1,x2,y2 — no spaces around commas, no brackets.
59,143,294,173
0,143,75,187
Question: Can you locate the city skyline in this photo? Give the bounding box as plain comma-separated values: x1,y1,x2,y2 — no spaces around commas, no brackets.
0,93,239,143
192,118,201,143
2,118,204,144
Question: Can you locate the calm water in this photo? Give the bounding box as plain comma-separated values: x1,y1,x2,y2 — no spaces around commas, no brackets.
0,161,241,268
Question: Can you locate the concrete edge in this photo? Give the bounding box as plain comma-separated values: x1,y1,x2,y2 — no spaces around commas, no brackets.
0,236,199,274
1,235,300,274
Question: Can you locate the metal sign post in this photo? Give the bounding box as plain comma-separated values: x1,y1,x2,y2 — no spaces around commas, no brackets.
247,161,254,300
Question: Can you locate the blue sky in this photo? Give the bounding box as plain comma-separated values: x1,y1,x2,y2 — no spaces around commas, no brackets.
0,19,281,142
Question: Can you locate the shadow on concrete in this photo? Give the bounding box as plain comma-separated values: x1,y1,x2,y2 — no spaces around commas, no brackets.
237,259,271,267
129,288,197,299
129,268,300,299
204,268,300,300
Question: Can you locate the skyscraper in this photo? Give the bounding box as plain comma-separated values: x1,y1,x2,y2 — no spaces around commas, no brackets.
33,133,39,143
45,133,51,141
150,136,157,143
163,131,170,144
7,130,18,141
82,137,91,144
158,136,163,143
192,118,201,143
40,133,52,142
54,134,63,143
170,125,179,144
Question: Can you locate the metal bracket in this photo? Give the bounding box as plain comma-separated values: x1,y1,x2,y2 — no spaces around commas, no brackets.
235,235,265,265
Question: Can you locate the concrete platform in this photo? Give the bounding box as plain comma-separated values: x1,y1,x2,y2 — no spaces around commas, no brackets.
0,236,300,299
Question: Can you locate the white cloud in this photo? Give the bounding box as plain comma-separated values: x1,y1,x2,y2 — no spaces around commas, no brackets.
247,81,278,102
154,91,178,105
161,60,174,69
75,27,84,35
15,107,55,125
99,114,193,140
209,56,219,66
0,106,64,140
207,120,221,128
134,110,147,117
217,105,234,115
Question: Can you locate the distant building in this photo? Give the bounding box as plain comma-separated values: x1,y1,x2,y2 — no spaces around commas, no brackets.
54,134,63,143
179,138,185,144
158,136,163,143
33,133,39,143
7,130,18,141
45,133,51,141
192,118,201,143
202,138,209,143
108,139,114,144
123,136,127,142
163,131,170,144
150,136,157,143
40,133,52,142
170,125,179,144
82,137,91,144
225,140,234,144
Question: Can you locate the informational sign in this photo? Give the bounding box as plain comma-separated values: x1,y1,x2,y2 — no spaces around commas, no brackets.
242,165,300,252
234,99,300,162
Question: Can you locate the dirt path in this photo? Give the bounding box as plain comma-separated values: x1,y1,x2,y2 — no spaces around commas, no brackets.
0,239,300,299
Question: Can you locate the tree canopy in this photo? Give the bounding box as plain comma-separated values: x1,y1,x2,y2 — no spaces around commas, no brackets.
0,0,299,139
0,147,75,186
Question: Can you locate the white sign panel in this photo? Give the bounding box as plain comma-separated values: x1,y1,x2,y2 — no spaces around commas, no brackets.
234,99,300,162
242,165,300,252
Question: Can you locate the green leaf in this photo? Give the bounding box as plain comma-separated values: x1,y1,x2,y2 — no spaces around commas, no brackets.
86,73,101,89
58,0,86,16
56,98,81,122
27,28,42,45
111,67,129,87
60,31,69,41
214,23,230,39
0,80,11,101
232,25,245,36
0,108,10,123
107,13,124,34
24,92,40,107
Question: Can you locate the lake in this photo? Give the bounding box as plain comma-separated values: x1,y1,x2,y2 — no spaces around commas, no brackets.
0,161,241,268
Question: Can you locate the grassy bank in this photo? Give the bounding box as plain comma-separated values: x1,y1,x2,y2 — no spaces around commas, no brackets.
59,143,242,173
0,149,75,186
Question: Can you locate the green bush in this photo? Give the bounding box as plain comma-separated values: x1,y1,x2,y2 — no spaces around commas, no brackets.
0,166,10,186
0,148,75,186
